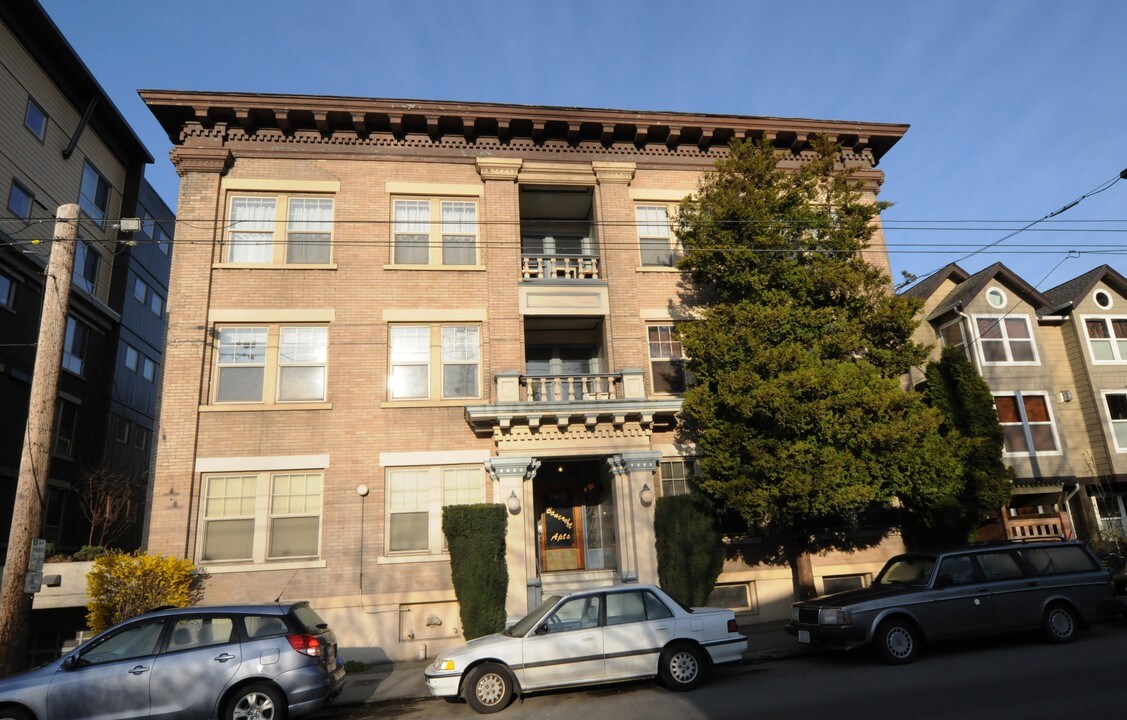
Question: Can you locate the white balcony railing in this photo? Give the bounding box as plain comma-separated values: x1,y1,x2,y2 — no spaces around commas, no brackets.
521,373,620,402
521,255,600,280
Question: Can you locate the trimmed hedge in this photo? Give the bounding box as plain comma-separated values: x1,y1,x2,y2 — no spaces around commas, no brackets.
654,494,724,607
442,503,509,639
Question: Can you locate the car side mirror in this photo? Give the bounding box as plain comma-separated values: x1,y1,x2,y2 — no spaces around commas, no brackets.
61,655,82,670
935,574,954,589
534,623,552,635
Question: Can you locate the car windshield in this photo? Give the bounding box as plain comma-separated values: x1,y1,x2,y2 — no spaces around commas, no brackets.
505,595,563,637
875,556,936,586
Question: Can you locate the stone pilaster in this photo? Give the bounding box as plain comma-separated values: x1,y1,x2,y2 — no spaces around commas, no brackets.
607,451,661,584
486,457,541,618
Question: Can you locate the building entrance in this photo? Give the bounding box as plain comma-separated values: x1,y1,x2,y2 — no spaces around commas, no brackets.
535,460,616,574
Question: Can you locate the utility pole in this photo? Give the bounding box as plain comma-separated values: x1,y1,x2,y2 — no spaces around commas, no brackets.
0,204,79,676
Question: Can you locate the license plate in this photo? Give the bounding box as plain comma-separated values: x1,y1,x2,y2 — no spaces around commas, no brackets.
798,629,811,644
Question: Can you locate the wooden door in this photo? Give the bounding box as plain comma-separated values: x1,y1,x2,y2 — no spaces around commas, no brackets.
539,482,584,572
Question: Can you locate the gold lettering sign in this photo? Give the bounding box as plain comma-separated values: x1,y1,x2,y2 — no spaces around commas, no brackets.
544,506,575,549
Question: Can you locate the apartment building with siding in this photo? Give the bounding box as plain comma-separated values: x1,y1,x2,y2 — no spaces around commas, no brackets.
904,262,1127,542
142,89,910,662
0,0,174,662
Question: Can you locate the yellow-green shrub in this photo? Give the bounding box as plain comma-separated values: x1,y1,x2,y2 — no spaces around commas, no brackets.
86,551,204,633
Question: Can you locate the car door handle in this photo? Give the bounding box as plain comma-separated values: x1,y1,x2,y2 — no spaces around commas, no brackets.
1027,581,1040,588
977,587,988,592
214,653,237,663
128,665,150,676
580,635,595,641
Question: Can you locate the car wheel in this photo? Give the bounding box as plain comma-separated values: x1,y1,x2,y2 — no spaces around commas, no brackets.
226,682,287,720
0,709,31,720
464,662,514,714
1042,603,1078,644
658,643,706,691
875,618,920,665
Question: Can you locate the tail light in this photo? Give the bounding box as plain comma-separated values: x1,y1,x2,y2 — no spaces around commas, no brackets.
727,619,738,633
286,634,323,657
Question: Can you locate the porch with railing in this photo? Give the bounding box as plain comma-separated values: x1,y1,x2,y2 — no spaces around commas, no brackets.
521,254,601,281
1003,513,1070,541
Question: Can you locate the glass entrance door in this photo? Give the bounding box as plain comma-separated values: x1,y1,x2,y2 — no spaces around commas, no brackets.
535,461,617,574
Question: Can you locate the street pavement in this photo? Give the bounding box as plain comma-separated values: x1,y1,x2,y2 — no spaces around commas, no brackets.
333,618,808,708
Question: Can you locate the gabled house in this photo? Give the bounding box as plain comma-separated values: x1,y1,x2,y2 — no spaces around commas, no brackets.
905,261,1127,542
141,89,913,662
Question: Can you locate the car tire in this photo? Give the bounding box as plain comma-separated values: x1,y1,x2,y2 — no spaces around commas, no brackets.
874,618,920,665
0,709,31,720
225,682,287,720
464,662,514,714
1042,603,1078,644
658,643,706,691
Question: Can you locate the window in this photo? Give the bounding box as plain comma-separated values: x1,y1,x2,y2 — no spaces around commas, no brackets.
167,617,235,651
114,416,130,443
142,357,156,382
1105,393,1127,451
938,319,967,355
977,552,1025,580
605,590,674,625
659,459,696,497
73,241,100,294
156,225,170,255
7,180,33,219
24,97,47,141
77,620,164,665
125,345,139,371
391,198,478,266
1084,317,1127,363
0,271,13,310
994,392,1060,455
149,292,163,317
53,400,78,458
388,324,480,401
985,287,1007,308
63,316,89,375
79,162,110,225
636,204,679,267
386,465,484,554
975,316,1037,364
133,277,148,303
226,195,334,264
214,325,328,404
201,471,324,563
133,426,150,451
648,325,686,393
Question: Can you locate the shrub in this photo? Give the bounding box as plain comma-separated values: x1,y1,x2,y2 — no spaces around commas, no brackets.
86,551,205,633
654,494,725,607
73,545,107,561
442,504,508,640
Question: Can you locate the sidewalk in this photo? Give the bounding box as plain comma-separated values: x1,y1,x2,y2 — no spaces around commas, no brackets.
335,619,812,707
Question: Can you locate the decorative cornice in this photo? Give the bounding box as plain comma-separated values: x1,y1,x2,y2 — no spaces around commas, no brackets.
476,157,522,182
140,90,908,166
170,146,232,176
592,162,636,185
484,457,541,482
607,451,662,477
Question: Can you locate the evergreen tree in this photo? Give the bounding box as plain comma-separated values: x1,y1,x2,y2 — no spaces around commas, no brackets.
676,137,961,597
910,345,1014,547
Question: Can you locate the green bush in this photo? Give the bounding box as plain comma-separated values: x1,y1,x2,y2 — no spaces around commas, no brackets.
73,545,107,561
654,494,725,607
86,551,205,633
442,504,508,640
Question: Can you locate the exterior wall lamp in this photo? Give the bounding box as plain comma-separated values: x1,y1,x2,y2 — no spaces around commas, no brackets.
639,483,654,506
506,490,522,515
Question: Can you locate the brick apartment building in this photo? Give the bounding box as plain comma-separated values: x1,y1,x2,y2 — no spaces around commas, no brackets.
141,90,910,662
905,262,1127,544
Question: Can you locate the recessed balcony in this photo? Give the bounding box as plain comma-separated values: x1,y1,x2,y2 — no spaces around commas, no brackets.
521,253,600,281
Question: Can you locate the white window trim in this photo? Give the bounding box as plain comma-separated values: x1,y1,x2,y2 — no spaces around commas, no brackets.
993,390,1063,457
937,318,968,353
985,286,1008,309
24,97,47,142
384,464,485,558
635,203,682,270
1094,290,1113,310
972,314,1040,367
198,469,325,566
1101,390,1127,453
647,324,686,395
1080,314,1127,364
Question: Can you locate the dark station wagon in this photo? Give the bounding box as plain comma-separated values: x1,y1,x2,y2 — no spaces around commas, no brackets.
786,541,1115,664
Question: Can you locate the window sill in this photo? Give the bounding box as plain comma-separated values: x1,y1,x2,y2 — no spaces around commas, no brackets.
382,264,487,272
980,361,1042,367
213,263,338,270
381,399,477,409
200,558,327,574
1002,450,1065,458
200,402,333,412
635,266,681,273
377,553,451,565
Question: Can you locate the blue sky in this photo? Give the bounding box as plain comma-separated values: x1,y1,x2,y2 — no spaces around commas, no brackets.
39,0,1127,289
